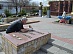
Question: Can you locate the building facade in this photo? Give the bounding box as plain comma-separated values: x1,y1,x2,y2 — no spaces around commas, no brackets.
49,0,73,16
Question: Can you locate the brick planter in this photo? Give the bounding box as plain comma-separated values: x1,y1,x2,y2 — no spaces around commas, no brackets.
0,24,10,31
3,17,19,23
1,30,51,54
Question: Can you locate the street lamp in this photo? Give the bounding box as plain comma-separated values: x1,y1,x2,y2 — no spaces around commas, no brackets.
47,3,51,18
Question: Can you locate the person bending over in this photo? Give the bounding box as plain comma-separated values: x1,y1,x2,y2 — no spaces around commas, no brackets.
6,17,32,33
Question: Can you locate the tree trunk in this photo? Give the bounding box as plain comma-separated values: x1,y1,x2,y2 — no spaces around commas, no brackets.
20,6,22,12
15,0,18,15
16,6,18,15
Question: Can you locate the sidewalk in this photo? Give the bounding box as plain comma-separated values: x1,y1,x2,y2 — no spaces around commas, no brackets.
27,16,73,54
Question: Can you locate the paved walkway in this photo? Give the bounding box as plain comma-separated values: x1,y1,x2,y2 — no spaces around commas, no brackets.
0,16,73,54
27,16,73,54
27,16,73,41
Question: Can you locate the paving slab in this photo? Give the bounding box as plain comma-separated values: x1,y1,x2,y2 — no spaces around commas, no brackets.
63,43,73,51
29,17,73,53
48,38,66,48
54,50,72,54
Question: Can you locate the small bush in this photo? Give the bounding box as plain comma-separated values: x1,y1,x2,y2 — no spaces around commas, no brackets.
43,7,47,15
0,17,1,20
0,17,2,22
4,9,11,17
55,20,60,22
19,9,26,16
32,10,38,13
69,19,72,24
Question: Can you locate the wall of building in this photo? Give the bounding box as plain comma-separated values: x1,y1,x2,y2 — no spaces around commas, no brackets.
49,1,73,16
48,0,64,1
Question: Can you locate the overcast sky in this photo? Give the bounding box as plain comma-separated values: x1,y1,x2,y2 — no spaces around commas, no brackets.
0,0,7,1
31,0,43,2
31,0,48,6
0,0,48,6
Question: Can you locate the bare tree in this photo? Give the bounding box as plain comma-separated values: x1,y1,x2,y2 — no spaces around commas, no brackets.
19,0,31,12
7,0,31,15
30,2,38,6
7,0,18,15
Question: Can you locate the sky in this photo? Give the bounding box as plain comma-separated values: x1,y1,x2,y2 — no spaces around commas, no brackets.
30,0,48,6
0,0,48,6
0,0,8,1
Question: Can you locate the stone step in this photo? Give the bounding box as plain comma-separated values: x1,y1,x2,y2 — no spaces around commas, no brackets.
40,44,72,54
33,50,47,54
47,38,73,53
39,38,73,54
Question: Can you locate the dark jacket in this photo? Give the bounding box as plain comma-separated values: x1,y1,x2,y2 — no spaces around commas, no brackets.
6,20,24,33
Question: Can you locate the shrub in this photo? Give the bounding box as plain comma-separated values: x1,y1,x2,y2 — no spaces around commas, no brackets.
19,9,26,16
4,9,11,17
0,17,1,20
43,7,47,15
55,20,60,22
